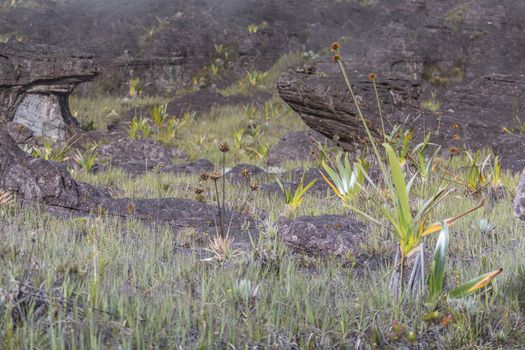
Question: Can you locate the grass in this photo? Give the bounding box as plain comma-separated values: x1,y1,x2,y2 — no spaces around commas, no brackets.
1,156,525,348
69,96,171,132
4,49,525,348
221,52,311,96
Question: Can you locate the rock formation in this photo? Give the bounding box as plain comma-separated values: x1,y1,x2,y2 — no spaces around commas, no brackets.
276,1,525,171
278,72,525,170
0,43,97,140
0,129,252,238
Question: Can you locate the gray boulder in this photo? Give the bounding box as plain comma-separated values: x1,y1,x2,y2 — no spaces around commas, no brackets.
0,43,97,140
278,214,365,258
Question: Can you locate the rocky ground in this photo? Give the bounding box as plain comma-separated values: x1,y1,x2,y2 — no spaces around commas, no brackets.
1,0,525,348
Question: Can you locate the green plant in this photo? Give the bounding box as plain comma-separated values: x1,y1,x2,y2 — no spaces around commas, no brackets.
79,119,95,131
165,112,192,139
412,132,440,181
150,104,169,128
246,70,268,87
128,116,151,139
247,22,268,34
428,223,502,302
276,173,317,213
210,63,220,76
385,126,414,166
491,155,501,188
74,143,99,173
128,78,141,98
31,138,74,162
232,128,245,150
420,92,441,112
214,43,224,56
464,150,490,194
321,153,368,202
331,43,482,296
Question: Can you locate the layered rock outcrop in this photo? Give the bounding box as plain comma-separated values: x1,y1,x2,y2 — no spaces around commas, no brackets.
276,1,525,171
0,43,97,140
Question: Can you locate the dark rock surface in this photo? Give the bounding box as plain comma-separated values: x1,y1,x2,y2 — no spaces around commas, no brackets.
0,0,410,95
278,214,365,258
275,1,525,171
3,121,35,145
0,43,97,140
278,71,525,171
162,159,215,176
0,129,253,238
267,131,337,167
225,163,266,184
262,168,330,195
96,138,186,175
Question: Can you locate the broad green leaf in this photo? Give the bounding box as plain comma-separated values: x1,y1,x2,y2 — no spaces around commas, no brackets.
428,223,449,300
449,268,503,299
384,143,412,240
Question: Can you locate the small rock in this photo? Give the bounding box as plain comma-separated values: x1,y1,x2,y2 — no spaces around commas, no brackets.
4,121,35,145
278,214,365,257
97,138,185,175
267,131,336,167
225,163,266,184
162,159,214,175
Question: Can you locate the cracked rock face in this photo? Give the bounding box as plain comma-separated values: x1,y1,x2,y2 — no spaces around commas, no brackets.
0,43,97,140
12,94,70,140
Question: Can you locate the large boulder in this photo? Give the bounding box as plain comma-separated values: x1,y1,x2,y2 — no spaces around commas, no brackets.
0,43,97,140
0,129,253,238
277,1,525,171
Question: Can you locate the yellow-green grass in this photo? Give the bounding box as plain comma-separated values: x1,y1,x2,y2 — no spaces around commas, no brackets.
1,155,525,348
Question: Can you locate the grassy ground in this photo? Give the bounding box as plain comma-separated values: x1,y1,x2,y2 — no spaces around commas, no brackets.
3,52,525,349
1,156,525,348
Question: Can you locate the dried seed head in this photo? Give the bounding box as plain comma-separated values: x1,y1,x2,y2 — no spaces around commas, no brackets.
368,72,377,81
448,146,460,156
210,171,221,181
218,142,230,153
330,42,341,52
199,172,210,181
452,134,461,141
194,186,204,195
332,54,342,63
250,181,259,191
241,168,251,178
453,123,460,129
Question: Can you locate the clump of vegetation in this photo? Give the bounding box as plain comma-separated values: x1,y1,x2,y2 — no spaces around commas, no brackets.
276,172,317,216
2,40,524,349
329,41,502,310
25,138,75,162
127,105,192,145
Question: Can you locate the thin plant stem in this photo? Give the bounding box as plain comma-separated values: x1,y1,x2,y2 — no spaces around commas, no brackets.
213,179,224,238
336,58,393,197
372,79,386,142
226,188,255,237
222,152,226,237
